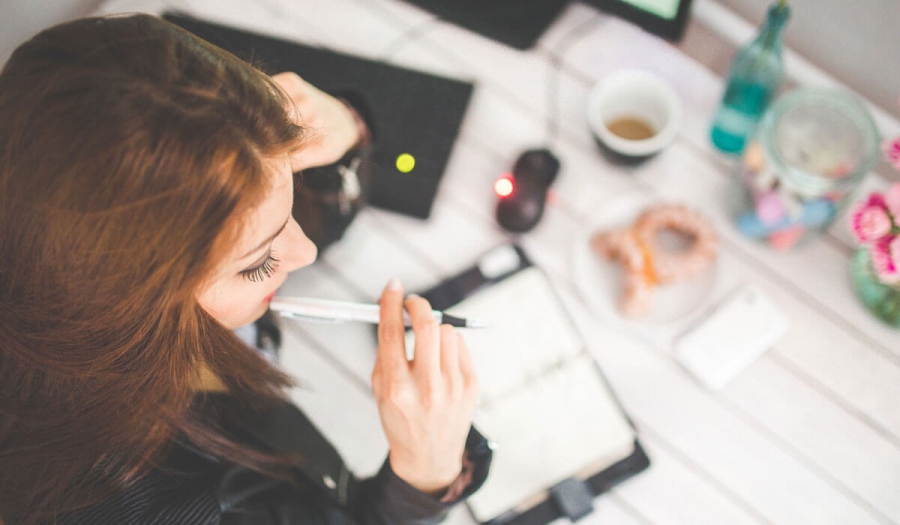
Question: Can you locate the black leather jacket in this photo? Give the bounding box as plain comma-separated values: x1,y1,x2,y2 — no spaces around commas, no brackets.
53,395,492,525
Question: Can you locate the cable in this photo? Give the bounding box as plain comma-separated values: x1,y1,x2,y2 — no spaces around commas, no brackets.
378,16,443,61
545,15,604,146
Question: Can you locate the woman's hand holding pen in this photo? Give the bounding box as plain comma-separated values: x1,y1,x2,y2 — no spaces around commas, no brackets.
372,278,479,496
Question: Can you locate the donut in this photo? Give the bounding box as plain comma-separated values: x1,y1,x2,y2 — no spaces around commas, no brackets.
632,204,718,284
619,264,654,317
591,229,642,270
591,229,655,317
590,204,718,318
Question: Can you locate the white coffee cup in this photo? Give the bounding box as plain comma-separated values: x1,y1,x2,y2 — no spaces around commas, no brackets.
587,69,683,160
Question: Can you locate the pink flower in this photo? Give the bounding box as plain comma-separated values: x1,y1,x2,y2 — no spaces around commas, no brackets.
885,183,900,218
892,235,900,267
870,236,900,284
851,198,893,242
885,135,900,171
864,193,887,208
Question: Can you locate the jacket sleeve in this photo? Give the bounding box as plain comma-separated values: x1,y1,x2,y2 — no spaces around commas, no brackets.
51,399,492,525
348,427,493,525
213,396,492,525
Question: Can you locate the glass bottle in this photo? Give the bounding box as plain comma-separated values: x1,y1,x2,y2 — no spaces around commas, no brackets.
710,0,791,154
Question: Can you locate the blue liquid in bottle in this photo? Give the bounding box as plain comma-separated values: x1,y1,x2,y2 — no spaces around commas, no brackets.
710,1,790,154
711,81,772,153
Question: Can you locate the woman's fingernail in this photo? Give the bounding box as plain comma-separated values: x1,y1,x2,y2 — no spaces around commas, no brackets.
386,278,401,291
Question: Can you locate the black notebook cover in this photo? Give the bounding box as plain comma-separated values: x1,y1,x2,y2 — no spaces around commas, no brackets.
164,13,474,219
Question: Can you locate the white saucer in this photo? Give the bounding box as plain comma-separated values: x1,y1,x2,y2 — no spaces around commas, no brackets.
571,193,717,326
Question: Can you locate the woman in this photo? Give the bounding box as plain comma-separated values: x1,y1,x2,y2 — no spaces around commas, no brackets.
0,14,489,525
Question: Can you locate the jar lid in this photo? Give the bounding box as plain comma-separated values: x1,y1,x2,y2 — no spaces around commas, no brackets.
759,88,880,196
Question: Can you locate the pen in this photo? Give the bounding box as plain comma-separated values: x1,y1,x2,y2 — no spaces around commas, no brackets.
269,297,490,329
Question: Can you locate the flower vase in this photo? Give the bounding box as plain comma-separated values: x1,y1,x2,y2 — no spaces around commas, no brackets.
851,248,900,328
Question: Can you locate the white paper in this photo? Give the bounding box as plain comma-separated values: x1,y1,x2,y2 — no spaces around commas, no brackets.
412,268,636,523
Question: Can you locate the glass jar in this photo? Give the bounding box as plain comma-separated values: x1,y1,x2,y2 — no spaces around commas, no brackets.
851,248,900,328
731,88,880,250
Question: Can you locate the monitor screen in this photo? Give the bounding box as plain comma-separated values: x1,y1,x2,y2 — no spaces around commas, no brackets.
622,0,682,20
403,0,569,50
403,0,693,48
585,0,694,40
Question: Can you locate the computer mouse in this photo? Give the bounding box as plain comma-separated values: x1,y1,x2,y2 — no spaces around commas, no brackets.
495,149,560,233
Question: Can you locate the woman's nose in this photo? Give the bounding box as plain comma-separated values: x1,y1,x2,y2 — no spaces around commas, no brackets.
281,218,318,273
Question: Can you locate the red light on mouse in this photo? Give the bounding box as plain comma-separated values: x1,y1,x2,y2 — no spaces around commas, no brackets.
495,175,514,198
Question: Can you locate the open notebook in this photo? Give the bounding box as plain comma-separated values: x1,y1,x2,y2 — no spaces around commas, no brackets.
411,246,648,525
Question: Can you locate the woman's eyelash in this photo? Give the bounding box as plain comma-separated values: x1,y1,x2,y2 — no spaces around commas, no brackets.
240,253,280,283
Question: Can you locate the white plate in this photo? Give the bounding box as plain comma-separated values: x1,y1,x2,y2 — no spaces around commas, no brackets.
571,193,717,326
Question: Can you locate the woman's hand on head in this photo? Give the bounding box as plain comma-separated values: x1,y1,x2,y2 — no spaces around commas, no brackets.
272,72,361,171
372,279,479,496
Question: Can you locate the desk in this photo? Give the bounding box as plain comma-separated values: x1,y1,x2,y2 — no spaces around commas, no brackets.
99,1,900,523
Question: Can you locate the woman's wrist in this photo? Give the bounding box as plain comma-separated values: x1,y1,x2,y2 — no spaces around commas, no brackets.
388,451,462,497
436,452,475,503
338,98,371,151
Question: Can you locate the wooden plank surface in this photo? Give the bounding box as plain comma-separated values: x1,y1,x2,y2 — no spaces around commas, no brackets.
92,0,900,522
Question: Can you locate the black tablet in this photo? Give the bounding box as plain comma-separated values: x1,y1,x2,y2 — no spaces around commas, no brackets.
583,0,695,41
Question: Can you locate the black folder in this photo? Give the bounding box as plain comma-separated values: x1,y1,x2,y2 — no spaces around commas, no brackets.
163,13,474,219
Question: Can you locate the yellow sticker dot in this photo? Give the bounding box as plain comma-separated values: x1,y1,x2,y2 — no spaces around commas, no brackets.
396,153,415,173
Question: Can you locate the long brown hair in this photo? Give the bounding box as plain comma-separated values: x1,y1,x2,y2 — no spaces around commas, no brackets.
0,14,306,522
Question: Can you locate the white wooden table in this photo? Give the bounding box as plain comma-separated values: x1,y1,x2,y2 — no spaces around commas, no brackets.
98,1,900,523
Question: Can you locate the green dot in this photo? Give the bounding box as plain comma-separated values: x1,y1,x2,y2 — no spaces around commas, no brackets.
396,153,415,173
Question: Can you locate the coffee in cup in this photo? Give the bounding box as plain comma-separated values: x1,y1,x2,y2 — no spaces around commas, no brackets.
587,69,683,163
606,116,657,141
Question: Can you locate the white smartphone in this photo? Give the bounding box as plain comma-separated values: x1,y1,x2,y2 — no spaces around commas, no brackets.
673,284,789,390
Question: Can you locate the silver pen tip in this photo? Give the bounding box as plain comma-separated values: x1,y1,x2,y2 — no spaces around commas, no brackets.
465,318,491,329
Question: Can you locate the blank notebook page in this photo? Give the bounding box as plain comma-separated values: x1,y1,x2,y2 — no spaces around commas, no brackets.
434,268,636,522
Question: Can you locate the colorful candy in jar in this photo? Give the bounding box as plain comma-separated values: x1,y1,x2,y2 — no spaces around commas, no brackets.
735,142,839,250
731,88,880,250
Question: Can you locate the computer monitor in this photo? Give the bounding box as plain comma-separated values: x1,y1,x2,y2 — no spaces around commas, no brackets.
403,0,693,47
403,0,569,50
583,0,694,40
